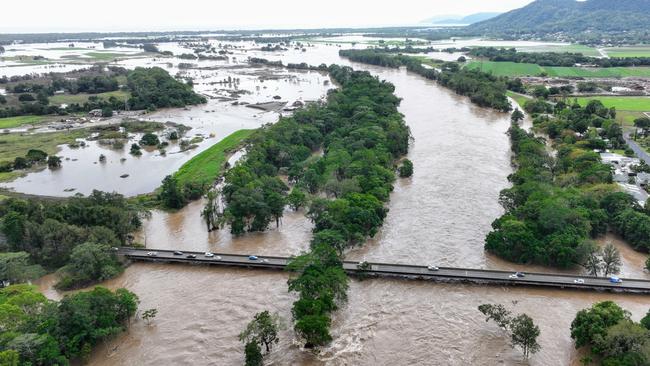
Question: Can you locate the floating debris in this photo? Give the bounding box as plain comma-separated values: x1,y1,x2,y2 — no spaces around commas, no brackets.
120,174,129,178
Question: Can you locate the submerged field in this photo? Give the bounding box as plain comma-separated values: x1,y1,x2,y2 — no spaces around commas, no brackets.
466,61,650,78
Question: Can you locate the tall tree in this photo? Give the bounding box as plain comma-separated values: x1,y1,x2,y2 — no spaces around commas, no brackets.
510,314,541,359
601,243,622,276
239,311,281,354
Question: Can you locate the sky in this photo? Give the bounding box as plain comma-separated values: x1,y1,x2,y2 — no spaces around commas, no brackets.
0,0,535,33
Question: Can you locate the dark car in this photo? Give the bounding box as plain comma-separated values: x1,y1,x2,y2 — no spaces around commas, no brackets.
515,272,525,278
173,251,184,256
186,254,196,259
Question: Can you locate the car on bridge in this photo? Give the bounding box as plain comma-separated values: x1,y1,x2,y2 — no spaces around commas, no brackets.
174,251,184,256
248,255,259,261
147,252,158,257
427,265,439,271
205,252,214,257
609,276,623,284
574,279,585,284
515,272,525,278
186,254,196,259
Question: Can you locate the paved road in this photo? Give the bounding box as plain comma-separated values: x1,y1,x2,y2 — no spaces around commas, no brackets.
119,248,650,294
624,133,650,165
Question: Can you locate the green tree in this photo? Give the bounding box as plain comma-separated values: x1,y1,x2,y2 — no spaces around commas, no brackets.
140,133,160,146
510,314,541,359
244,342,263,366
294,313,332,348
601,320,650,363
56,243,123,289
159,175,186,209
239,311,281,354
0,252,44,285
511,109,525,124
398,159,414,178
47,155,62,169
641,310,650,330
0,350,19,366
478,303,512,329
571,301,630,354
286,188,307,211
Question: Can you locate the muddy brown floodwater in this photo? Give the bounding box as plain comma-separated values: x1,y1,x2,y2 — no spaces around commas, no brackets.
35,46,648,366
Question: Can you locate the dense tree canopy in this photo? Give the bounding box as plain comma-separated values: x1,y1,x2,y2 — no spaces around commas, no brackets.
571,301,649,365
127,67,206,110
486,101,650,267
0,284,139,365
0,191,145,288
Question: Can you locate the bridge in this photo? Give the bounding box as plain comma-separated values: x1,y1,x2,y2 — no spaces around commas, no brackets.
118,248,650,294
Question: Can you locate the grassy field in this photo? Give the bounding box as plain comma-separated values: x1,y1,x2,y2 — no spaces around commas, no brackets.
49,90,130,106
0,115,50,129
517,44,601,57
174,129,255,188
467,61,543,76
573,97,650,112
466,61,650,78
604,46,650,58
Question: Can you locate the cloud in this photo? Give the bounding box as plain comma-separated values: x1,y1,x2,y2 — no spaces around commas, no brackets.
1,0,534,33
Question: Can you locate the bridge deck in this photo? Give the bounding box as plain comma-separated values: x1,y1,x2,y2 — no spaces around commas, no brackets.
118,248,650,294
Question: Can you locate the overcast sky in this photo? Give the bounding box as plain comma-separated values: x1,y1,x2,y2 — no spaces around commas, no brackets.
1,0,535,33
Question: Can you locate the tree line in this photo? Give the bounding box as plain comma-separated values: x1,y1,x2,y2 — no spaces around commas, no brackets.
338,49,512,112
0,66,206,119
469,47,650,68
0,284,139,365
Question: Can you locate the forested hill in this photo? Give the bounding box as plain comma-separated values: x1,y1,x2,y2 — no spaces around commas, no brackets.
468,0,650,41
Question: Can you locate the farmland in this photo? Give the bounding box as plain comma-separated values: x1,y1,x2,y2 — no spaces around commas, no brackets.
465,60,650,78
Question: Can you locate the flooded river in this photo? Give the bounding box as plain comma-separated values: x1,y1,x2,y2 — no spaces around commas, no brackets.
26,41,650,365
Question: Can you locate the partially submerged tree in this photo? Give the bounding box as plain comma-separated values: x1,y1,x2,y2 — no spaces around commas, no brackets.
239,311,281,354
510,314,541,359
479,303,541,359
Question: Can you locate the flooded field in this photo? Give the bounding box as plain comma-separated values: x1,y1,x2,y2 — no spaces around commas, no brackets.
17,38,650,365
0,41,332,196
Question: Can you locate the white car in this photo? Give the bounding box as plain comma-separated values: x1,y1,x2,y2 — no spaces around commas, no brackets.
214,256,222,260
262,259,269,263
204,252,214,257
147,252,158,257
508,274,518,279
427,265,439,271
574,279,585,284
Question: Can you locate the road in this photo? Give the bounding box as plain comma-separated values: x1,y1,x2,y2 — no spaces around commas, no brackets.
624,133,650,165
119,248,650,294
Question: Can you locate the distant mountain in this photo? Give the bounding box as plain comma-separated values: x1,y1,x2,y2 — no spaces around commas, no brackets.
422,12,501,25
469,0,650,36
